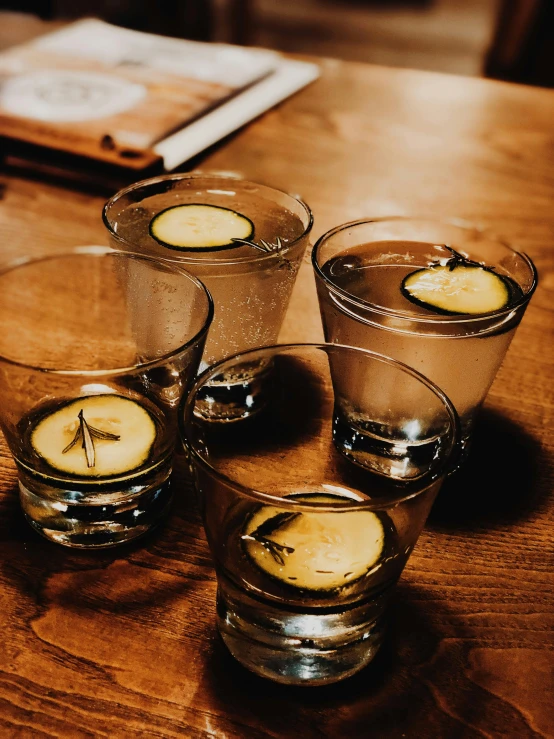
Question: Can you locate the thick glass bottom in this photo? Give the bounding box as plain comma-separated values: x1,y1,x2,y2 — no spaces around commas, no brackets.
216,578,387,686
194,358,274,423
18,474,173,548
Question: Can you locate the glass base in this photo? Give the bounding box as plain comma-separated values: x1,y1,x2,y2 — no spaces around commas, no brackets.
194,359,274,423
450,432,472,473
216,579,387,686
19,475,173,548
332,408,448,481
332,408,473,480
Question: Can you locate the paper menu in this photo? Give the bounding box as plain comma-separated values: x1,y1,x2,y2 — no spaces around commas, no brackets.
0,18,319,178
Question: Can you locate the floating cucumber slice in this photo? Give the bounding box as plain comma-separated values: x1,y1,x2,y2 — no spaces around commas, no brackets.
30,394,157,477
401,264,513,315
149,204,254,251
242,493,385,591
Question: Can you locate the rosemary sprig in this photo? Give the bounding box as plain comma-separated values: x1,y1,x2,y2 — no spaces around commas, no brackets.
231,236,284,254
258,539,294,567
62,409,120,468
433,245,488,272
248,511,298,538
232,236,295,273
80,410,95,468
242,511,299,566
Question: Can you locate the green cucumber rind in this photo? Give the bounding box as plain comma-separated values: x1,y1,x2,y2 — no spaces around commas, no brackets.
400,266,519,316
242,493,396,594
149,203,254,252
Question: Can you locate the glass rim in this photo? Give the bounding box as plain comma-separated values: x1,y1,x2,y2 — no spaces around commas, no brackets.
312,216,538,325
181,342,461,511
0,245,214,376
102,172,314,266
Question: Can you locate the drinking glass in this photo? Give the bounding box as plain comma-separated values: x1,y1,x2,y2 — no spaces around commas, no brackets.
312,218,537,461
103,174,313,418
182,344,459,685
0,247,213,548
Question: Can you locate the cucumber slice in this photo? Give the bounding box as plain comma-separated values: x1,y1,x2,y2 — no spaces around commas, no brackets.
401,264,513,315
242,493,385,591
149,204,254,251
30,394,157,477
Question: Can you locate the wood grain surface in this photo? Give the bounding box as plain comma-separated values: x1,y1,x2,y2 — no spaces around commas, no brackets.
0,15,553,739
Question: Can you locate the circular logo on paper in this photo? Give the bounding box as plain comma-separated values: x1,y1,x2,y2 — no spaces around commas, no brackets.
0,71,147,122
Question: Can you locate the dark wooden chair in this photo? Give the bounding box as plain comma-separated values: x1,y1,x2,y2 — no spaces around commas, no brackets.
485,0,554,88
0,0,253,44
0,0,54,18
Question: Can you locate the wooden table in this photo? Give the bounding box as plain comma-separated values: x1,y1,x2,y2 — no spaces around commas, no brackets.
1,16,553,738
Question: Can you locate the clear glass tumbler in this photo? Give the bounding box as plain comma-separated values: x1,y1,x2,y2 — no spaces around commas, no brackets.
0,247,213,548
312,218,537,460
182,344,459,685
103,172,313,357
104,174,313,420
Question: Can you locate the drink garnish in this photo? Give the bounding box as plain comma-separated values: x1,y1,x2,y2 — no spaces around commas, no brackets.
30,394,157,477
232,236,294,271
231,236,283,254
241,511,299,566
242,493,386,591
401,246,516,315
149,203,254,251
62,409,121,468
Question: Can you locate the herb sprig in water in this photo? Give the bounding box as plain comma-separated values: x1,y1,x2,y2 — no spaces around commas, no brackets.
242,511,299,566
231,236,284,254
433,245,488,271
231,236,294,272
62,409,120,468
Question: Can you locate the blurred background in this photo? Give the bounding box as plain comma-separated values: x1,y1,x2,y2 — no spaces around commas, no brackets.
1,0,553,87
